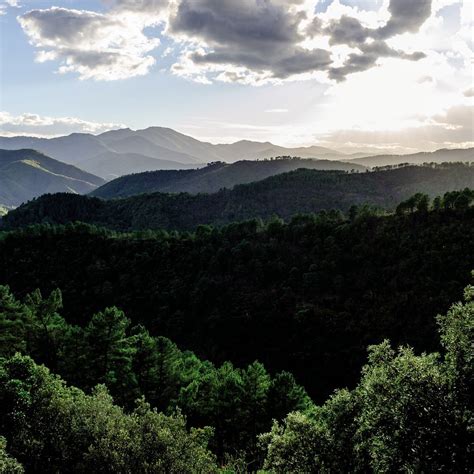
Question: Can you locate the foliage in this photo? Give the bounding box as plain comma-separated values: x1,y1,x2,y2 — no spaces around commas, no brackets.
0,354,217,473
0,286,312,463
261,287,474,472
1,207,473,402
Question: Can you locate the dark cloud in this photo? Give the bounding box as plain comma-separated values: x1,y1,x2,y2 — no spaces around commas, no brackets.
377,0,432,38
323,0,430,82
170,0,432,83
20,7,120,45
329,40,426,82
326,16,370,46
169,0,333,79
18,0,433,83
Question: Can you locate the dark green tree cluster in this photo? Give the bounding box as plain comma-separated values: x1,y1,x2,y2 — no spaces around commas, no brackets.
261,284,474,472
0,286,311,464
397,188,474,214
1,205,473,401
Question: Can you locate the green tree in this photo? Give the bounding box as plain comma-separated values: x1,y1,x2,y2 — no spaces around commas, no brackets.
84,307,137,404
24,288,66,371
0,354,218,473
0,437,24,474
0,286,29,358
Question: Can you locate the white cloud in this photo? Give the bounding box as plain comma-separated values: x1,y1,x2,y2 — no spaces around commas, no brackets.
18,6,162,80
0,0,19,15
265,109,289,113
0,111,125,137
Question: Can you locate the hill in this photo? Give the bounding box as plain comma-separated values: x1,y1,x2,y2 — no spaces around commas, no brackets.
76,151,197,180
351,147,474,167
0,149,105,207
4,163,474,231
91,157,366,199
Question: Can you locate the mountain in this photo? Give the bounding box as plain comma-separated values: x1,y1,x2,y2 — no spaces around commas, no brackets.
350,147,474,167
5,163,474,231
0,133,111,165
0,127,351,179
91,157,366,199
0,149,105,207
76,151,198,180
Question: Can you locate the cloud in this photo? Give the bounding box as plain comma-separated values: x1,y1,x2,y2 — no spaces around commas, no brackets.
316,104,474,153
0,0,19,15
265,108,289,113
168,0,333,82
464,87,474,98
17,0,434,83
18,6,161,80
168,0,432,84
0,111,125,137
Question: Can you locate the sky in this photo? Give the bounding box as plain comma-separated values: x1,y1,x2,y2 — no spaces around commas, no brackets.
0,0,473,153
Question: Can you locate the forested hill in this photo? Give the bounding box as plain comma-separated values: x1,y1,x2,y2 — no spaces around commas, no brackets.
1,206,473,403
0,149,105,207
351,147,474,168
91,157,366,199
4,162,474,231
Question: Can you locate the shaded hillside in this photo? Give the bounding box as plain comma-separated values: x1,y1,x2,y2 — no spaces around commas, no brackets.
351,147,474,167
0,149,104,207
91,157,366,199
77,151,197,180
1,207,473,403
3,163,474,231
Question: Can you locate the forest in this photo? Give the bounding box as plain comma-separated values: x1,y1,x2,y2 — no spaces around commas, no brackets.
1,191,474,471
1,279,472,472
3,163,474,231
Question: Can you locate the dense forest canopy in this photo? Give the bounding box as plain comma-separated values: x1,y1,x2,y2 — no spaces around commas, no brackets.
1,281,472,472
3,163,474,231
1,200,473,402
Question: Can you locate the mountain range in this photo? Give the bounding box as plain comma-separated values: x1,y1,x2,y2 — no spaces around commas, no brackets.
1,128,472,182
5,163,474,231
0,127,360,180
0,149,105,207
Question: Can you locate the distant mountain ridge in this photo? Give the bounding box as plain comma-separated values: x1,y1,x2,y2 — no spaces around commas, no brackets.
91,157,367,199
0,127,351,179
350,147,474,167
5,163,474,231
0,149,105,207
1,128,472,181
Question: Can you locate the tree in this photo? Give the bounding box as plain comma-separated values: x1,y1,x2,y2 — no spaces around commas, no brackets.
84,307,137,404
0,354,218,473
262,283,474,472
24,288,66,371
0,285,29,357
0,437,24,474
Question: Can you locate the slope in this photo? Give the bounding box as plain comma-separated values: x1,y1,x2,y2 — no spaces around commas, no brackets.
0,149,105,207
4,163,474,231
91,157,366,199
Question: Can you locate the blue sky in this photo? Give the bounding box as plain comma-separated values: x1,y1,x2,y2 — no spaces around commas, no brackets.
0,0,472,153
